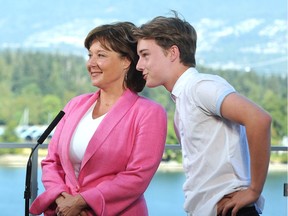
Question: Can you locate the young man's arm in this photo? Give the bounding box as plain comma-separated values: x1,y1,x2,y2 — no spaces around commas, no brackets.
217,92,272,216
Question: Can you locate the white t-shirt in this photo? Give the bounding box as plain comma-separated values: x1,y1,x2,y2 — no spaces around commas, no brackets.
70,102,106,178
171,68,264,216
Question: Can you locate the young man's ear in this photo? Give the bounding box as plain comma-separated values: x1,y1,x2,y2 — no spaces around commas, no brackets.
169,45,180,62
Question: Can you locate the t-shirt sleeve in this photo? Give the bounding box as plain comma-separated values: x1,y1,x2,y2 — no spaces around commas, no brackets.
191,75,236,117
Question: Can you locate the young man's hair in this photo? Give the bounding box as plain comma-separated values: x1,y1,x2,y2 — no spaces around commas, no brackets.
134,11,197,67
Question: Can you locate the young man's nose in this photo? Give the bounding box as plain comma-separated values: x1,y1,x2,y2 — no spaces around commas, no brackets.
136,60,143,71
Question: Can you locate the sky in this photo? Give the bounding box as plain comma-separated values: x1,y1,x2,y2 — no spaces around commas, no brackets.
0,0,287,73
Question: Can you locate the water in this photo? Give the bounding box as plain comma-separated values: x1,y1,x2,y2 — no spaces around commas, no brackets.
0,167,286,216
147,170,288,216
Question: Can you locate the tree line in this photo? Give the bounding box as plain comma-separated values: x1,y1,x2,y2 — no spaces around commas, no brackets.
0,49,287,149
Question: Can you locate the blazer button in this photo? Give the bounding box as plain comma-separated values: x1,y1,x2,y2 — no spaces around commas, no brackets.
75,185,80,192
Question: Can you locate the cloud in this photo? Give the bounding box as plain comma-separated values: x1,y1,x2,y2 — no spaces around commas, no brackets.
234,19,263,35
259,19,287,37
240,20,287,55
196,18,286,56
240,41,287,54
14,15,286,73
195,18,225,52
205,61,244,71
23,18,114,48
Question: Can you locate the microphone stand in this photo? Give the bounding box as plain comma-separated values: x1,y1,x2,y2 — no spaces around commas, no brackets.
24,142,41,216
24,111,65,216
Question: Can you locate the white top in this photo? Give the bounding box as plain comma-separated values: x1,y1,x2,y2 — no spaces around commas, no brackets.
70,102,106,178
171,68,264,216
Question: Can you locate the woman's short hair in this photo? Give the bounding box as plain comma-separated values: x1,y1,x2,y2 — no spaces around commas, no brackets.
85,22,146,93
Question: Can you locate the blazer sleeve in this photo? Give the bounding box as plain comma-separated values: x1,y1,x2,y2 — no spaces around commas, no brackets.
29,99,77,215
81,101,167,215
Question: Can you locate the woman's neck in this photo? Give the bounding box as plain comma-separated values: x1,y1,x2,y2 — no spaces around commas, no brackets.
92,88,126,119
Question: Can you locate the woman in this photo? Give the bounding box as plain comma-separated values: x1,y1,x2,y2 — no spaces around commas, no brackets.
30,22,167,216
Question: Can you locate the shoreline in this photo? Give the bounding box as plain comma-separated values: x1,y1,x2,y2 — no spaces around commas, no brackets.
0,154,287,173
158,161,288,173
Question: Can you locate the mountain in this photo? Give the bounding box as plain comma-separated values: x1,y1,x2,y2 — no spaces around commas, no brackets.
0,0,287,75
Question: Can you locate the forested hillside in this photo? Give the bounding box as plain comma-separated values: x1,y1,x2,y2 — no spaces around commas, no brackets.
0,50,287,146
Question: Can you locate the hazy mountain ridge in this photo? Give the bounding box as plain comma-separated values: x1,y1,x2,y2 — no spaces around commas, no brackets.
0,0,287,74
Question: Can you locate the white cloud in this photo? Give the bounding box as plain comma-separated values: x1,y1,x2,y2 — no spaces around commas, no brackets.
2,42,22,48
197,18,262,36
259,19,287,37
240,39,287,55
212,18,263,38
197,18,224,29
234,19,263,35
214,27,234,37
23,18,113,48
196,17,287,58
195,18,225,52
206,61,244,71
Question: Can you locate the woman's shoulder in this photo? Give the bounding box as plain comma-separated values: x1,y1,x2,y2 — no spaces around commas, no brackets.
137,95,166,111
124,89,164,109
63,92,96,111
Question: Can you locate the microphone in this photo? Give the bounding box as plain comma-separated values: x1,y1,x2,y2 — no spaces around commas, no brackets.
37,110,65,144
24,110,65,216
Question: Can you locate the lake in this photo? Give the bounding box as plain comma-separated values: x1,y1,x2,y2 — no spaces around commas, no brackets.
0,166,286,216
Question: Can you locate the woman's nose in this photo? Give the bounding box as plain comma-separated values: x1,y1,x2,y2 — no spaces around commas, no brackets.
87,56,96,67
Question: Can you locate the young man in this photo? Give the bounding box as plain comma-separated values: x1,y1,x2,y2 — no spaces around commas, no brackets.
134,12,272,216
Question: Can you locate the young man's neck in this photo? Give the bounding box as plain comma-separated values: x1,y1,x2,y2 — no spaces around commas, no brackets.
165,65,190,92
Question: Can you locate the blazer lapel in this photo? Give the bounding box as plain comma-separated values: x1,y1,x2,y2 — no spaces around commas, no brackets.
61,91,100,182
80,90,138,170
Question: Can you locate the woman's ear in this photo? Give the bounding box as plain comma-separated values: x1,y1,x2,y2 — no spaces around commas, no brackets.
122,57,132,70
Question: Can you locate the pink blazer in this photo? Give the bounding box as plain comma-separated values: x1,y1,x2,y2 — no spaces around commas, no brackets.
30,89,167,216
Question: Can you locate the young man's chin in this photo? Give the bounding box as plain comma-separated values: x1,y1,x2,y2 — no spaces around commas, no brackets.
146,82,160,88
